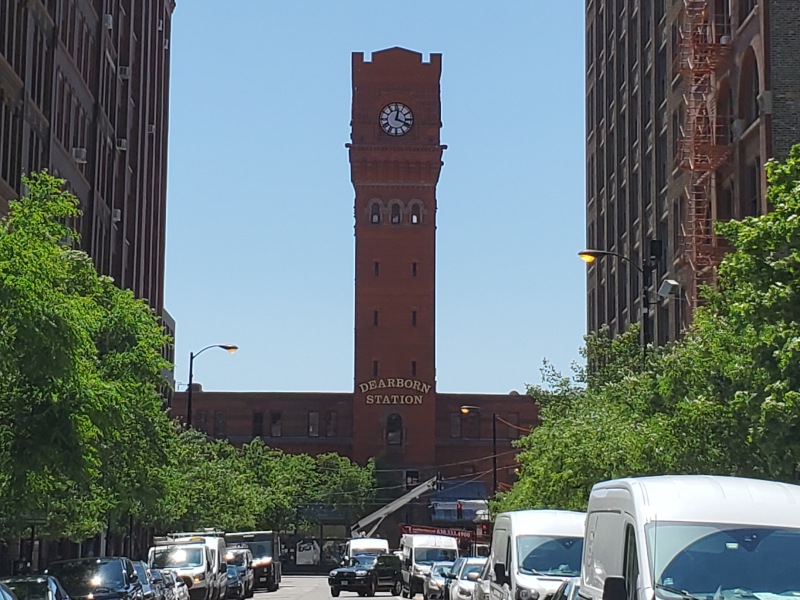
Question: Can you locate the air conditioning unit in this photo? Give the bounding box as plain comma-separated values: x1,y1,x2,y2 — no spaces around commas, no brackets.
103,14,113,29
71,147,87,164
157,19,164,31
147,124,156,134
720,35,732,45
116,138,128,151
757,91,773,115
164,39,170,50
112,208,122,223
118,66,130,80
732,118,747,140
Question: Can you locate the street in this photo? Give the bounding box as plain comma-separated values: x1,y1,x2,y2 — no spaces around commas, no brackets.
260,576,402,600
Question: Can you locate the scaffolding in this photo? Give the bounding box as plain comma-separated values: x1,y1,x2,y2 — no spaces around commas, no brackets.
677,0,733,308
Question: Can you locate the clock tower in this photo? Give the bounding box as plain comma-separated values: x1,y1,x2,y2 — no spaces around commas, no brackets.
347,48,445,466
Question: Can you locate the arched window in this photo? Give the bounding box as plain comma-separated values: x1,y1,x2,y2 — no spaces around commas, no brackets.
386,414,403,446
390,203,401,224
739,48,760,125
716,78,732,143
410,204,421,224
370,203,381,224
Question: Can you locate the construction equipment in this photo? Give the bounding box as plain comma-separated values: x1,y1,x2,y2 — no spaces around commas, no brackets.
351,475,440,538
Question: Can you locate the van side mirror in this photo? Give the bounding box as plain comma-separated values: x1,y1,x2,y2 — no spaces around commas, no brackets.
493,564,507,587
602,577,627,600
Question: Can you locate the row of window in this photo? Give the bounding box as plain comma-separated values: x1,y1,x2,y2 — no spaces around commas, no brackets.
370,360,418,377
193,410,521,443
369,202,424,225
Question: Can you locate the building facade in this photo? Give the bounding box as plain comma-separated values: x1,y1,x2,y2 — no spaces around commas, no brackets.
0,0,175,319
172,49,538,551
585,0,800,344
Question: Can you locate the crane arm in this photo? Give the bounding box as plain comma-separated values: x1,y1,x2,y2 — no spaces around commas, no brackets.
351,475,439,537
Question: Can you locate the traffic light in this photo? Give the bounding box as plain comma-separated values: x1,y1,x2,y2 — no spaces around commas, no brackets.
480,524,488,536
456,502,463,520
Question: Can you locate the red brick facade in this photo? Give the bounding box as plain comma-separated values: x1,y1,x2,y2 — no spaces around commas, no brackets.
172,48,538,499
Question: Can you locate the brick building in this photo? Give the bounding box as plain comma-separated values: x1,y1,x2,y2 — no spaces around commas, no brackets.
0,0,175,342
172,48,538,553
584,0,800,344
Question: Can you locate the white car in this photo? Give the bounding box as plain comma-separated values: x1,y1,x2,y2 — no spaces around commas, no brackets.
173,575,190,600
448,558,486,600
470,557,492,600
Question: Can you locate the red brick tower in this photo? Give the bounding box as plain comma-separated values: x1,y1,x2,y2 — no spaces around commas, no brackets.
348,48,445,466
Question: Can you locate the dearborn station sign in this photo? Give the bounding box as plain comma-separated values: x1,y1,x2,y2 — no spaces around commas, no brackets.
358,378,432,404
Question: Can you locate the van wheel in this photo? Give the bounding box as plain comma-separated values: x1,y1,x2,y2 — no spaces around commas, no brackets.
392,581,402,596
331,588,340,597
401,585,410,598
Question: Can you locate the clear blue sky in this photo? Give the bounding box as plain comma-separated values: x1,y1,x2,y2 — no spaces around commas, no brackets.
164,2,587,394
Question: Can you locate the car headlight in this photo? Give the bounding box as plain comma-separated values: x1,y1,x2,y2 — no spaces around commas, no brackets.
330,571,338,577
193,574,205,582
458,588,472,597
431,582,441,590
355,570,368,577
514,587,539,600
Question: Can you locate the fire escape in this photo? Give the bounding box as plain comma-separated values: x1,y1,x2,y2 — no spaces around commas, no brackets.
677,0,733,308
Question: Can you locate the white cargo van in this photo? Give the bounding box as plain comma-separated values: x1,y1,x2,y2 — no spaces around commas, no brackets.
149,538,215,600
581,475,800,600
159,532,228,600
342,538,390,562
399,534,459,598
488,510,585,600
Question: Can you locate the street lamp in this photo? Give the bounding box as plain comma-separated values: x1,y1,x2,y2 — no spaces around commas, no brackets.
186,344,238,427
460,405,497,496
578,242,660,347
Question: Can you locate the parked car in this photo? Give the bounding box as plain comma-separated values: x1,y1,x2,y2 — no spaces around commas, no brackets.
445,558,486,600
0,582,19,600
328,553,403,597
470,559,492,600
225,566,244,600
224,546,254,598
159,571,176,600
132,562,159,600
147,570,167,600
551,578,580,600
422,562,454,600
46,558,143,600
173,576,190,600
0,575,71,600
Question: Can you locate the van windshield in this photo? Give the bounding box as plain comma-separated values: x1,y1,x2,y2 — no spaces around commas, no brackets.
647,523,800,599
151,547,205,569
414,548,457,565
516,536,583,577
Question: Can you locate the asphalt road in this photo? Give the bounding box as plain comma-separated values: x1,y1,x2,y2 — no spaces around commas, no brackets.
258,576,403,600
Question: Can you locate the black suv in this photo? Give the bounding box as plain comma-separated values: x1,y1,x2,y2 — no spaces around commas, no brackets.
47,558,143,600
328,553,402,597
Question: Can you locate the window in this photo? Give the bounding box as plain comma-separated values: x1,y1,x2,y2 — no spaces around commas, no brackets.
270,411,282,437
624,525,640,600
326,411,338,437
450,414,462,438
411,310,417,326
391,203,401,224
374,261,379,276
373,310,379,326
370,203,381,224
386,414,403,445
308,411,320,437
411,361,417,377
372,360,379,376
411,204,421,224
252,412,264,438
412,262,418,277
744,159,761,216
213,411,226,439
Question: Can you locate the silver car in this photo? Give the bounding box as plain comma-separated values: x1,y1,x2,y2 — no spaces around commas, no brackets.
447,558,486,600
423,562,454,600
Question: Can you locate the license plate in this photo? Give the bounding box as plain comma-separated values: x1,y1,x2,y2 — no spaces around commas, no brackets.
343,581,350,585
259,577,267,582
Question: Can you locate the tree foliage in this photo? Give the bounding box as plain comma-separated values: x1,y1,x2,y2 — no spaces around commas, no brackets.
0,172,376,542
498,144,800,512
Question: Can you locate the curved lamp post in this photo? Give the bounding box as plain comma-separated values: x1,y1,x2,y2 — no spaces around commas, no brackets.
460,405,497,495
578,247,656,347
187,344,238,426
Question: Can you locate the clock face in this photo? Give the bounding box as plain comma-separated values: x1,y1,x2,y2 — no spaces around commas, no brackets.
379,103,414,136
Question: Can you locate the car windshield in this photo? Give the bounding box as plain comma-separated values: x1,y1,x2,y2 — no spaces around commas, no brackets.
2,581,49,600
226,566,238,577
247,542,273,559
460,564,485,580
516,536,583,577
151,547,204,569
349,556,377,568
431,563,454,577
415,549,456,566
648,523,800,599
48,560,125,596
133,564,148,582
226,551,248,567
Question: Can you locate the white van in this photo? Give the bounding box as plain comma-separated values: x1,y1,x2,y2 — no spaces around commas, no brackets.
399,534,459,598
581,475,800,600
160,532,228,600
342,538,390,562
149,538,214,600
488,510,585,600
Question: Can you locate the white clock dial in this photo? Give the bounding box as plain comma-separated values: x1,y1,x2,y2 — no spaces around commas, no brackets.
380,103,414,136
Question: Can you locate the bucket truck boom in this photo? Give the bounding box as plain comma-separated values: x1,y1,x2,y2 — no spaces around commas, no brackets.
351,475,440,538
